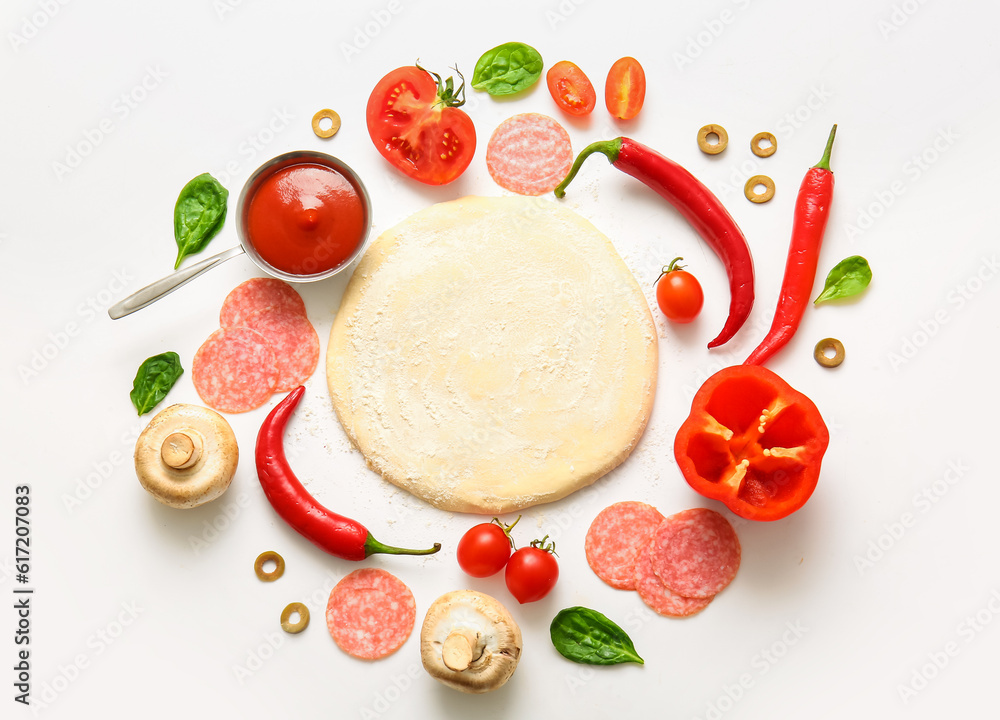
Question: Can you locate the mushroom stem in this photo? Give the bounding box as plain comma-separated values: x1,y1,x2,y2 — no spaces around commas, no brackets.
442,629,481,671
161,431,203,470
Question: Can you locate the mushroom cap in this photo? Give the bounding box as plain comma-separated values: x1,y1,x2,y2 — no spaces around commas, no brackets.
134,404,238,509
420,590,522,694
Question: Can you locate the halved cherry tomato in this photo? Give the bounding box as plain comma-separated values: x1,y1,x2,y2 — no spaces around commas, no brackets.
366,64,476,185
605,57,646,120
674,365,830,521
456,517,518,578
655,257,704,323
546,61,597,116
504,536,558,604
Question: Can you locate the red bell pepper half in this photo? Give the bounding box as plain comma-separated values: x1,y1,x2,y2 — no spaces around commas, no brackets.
674,365,830,521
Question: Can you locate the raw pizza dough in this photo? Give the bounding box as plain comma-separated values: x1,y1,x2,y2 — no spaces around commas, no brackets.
327,196,657,513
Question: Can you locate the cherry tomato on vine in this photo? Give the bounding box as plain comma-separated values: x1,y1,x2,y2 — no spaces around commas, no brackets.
456,517,518,578
504,536,559,604
656,257,704,323
546,61,597,117
366,64,476,185
605,56,646,121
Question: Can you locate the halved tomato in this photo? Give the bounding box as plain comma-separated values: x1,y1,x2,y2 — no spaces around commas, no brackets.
605,57,646,121
546,60,597,116
366,65,476,185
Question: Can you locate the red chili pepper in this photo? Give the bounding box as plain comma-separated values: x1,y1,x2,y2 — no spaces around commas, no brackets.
255,386,441,561
674,365,830,521
744,125,837,366
555,137,754,348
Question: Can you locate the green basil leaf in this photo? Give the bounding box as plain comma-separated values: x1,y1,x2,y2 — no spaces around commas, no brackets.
471,42,543,96
550,607,644,666
173,173,229,269
130,352,184,416
814,255,872,304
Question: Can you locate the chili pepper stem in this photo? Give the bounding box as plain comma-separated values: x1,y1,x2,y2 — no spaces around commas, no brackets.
364,535,442,557
554,138,623,198
813,124,837,172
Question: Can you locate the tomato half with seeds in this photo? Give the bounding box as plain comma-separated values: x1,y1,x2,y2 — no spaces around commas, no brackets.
546,61,597,116
366,64,476,185
674,365,830,521
605,57,646,120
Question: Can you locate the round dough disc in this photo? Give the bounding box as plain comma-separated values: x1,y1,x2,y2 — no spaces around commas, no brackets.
327,196,657,513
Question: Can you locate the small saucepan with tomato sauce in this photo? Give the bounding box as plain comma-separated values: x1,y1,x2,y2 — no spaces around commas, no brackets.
109,151,371,319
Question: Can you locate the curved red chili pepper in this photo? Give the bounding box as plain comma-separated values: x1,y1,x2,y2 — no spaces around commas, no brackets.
744,125,837,366
555,137,754,348
255,386,441,561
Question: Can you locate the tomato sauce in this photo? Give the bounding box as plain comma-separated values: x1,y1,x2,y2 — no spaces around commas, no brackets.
245,163,367,276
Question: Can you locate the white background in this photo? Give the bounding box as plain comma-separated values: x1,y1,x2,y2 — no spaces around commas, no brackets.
3,0,999,718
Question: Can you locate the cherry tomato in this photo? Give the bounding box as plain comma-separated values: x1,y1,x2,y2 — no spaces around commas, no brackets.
605,57,646,121
656,257,704,323
546,61,597,117
366,64,476,185
504,537,558,604
456,518,516,578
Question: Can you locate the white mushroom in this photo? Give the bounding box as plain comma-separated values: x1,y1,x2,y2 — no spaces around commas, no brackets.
420,590,522,693
134,404,238,509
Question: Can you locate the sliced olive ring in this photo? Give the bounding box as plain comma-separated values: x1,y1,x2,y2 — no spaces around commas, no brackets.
254,551,285,582
744,175,775,203
814,338,845,368
311,109,342,139
697,124,728,154
280,602,310,634
751,131,777,157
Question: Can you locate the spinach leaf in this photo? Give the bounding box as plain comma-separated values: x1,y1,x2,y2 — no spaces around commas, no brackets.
130,352,184,416
174,173,229,269
550,606,644,666
814,255,872,304
471,42,543,96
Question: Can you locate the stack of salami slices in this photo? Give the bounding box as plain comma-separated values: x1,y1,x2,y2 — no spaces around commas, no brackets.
192,278,320,413
585,502,741,617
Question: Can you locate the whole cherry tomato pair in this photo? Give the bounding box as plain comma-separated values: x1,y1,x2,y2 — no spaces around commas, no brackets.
456,518,559,604
547,57,646,120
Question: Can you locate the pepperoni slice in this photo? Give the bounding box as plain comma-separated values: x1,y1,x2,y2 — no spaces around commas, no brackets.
650,508,741,599
585,501,665,590
191,327,278,413
326,568,416,660
240,307,320,392
486,113,573,196
634,542,713,617
220,277,307,328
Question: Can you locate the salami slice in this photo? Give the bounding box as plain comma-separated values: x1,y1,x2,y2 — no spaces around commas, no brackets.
326,568,416,660
634,542,713,617
220,277,306,328
191,327,278,413
650,508,741,599
585,501,665,590
486,113,573,196
240,307,320,392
